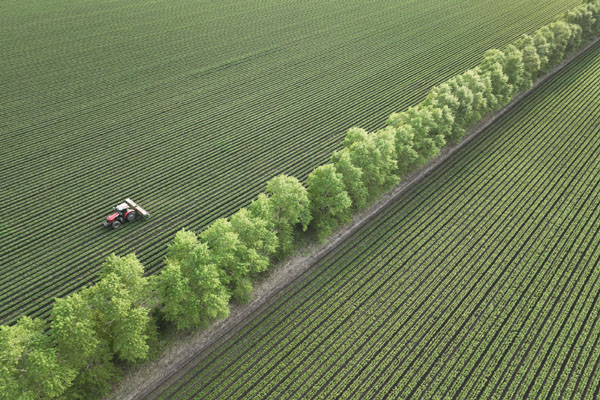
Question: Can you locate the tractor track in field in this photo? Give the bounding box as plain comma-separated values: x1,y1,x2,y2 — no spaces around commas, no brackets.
111,36,600,400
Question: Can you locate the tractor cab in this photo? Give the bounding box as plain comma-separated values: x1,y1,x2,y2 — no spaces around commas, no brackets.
115,202,130,213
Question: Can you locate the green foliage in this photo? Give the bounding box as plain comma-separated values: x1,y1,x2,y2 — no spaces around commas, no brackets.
62,355,120,400
331,148,368,210
160,41,600,398
165,228,198,265
392,124,419,177
388,106,445,163
156,262,193,328
4,2,600,398
157,262,229,330
158,229,230,328
515,34,542,88
373,126,401,191
503,44,525,90
459,70,497,123
266,175,312,257
547,21,581,64
50,292,117,399
200,219,255,302
49,254,152,399
51,292,100,369
589,2,600,34
230,208,278,269
92,254,152,362
342,127,399,201
307,164,352,241
422,84,463,141
248,193,275,227
480,50,513,105
99,253,149,302
566,3,597,35
532,26,553,73
0,317,75,399
2,0,588,328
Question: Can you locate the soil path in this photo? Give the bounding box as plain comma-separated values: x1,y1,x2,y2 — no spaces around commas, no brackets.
111,36,600,400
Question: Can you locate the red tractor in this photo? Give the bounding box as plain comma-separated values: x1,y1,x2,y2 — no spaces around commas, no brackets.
103,198,150,229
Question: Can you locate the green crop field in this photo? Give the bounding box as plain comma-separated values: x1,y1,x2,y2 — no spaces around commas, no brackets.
154,40,600,399
0,0,580,324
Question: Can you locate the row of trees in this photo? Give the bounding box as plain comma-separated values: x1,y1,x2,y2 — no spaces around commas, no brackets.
3,3,600,398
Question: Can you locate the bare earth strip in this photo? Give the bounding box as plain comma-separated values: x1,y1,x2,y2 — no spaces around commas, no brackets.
110,36,600,400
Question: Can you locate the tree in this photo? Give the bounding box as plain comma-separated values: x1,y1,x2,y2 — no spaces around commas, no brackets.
265,174,312,257
388,107,445,164
533,26,554,72
480,50,513,105
0,316,76,399
453,69,497,125
503,44,525,90
49,254,151,399
50,291,118,400
566,4,597,36
342,127,399,200
230,207,278,270
393,123,419,177
99,252,149,302
429,103,456,141
90,254,152,363
331,148,368,210
158,229,230,328
156,262,193,329
589,2,600,34
423,84,463,140
307,164,352,241
164,227,198,265
248,193,274,226
517,37,542,88
373,126,400,192
200,219,253,302
547,21,580,65
156,260,229,330
51,292,101,369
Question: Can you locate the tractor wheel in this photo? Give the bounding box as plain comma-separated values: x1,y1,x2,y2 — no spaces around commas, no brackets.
112,221,121,229
126,212,137,222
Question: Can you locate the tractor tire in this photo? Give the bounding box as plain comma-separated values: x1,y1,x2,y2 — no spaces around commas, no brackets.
112,221,121,229
126,212,137,222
